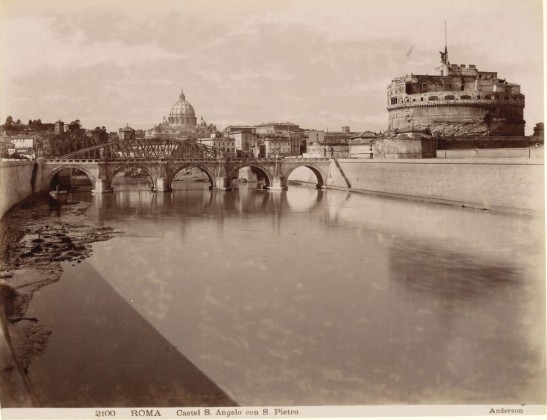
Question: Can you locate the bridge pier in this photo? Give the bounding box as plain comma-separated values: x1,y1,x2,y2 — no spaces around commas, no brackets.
155,177,171,192
214,177,232,190
269,176,287,191
91,179,113,194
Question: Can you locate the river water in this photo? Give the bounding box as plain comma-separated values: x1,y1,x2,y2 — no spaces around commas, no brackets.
3,180,545,407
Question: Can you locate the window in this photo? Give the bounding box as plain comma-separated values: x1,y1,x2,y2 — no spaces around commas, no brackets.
444,95,455,100
429,96,439,101
461,95,471,99
390,97,398,105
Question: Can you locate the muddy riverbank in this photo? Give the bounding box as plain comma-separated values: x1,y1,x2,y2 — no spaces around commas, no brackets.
0,193,121,404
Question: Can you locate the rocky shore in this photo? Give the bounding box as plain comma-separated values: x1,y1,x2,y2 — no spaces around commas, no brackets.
0,193,121,405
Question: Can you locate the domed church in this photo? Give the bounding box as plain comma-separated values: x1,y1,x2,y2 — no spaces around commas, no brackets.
168,89,197,128
146,88,217,139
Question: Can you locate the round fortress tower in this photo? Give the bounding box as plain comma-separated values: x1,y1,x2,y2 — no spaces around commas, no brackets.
387,50,525,136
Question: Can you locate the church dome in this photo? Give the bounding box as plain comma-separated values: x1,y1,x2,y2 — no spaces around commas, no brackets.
168,88,197,127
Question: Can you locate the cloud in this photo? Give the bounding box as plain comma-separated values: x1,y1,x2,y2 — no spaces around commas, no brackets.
1,15,185,77
197,70,224,83
0,0,542,134
230,67,293,83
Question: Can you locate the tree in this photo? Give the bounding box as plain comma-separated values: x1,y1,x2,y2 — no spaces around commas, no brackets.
5,116,13,129
92,126,108,145
68,119,81,132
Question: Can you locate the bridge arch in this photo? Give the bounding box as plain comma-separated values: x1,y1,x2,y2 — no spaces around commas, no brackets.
226,164,273,187
168,164,216,189
47,165,97,188
109,164,155,190
283,164,327,188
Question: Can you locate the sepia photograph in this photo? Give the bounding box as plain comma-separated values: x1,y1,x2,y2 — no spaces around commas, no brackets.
0,0,545,419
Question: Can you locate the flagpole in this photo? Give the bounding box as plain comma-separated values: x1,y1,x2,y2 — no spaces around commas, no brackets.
445,21,448,64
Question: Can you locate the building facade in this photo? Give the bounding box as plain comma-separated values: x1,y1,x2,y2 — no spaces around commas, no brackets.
0,132,13,157
55,120,64,135
119,125,136,141
305,130,325,145
229,131,254,157
224,126,257,157
255,122,300,138
10,136,34,149
197,135,236,156
533,122,544,138
303,127,359,158
5,135,35,158
263,136,300,157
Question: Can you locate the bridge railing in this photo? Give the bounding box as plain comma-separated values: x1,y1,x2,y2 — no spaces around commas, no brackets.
42,156,331,164
43,158,226,163
42,158,100,163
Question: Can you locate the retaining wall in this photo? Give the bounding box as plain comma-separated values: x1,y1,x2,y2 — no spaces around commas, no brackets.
1,159,545,217
0,161,38,219
436,148,543,159
0,161,38,405
291,158,544,215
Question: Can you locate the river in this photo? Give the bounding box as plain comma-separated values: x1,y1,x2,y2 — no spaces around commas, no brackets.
2,180,545,407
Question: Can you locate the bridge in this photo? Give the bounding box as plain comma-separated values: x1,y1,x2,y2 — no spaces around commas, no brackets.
38,137,331,193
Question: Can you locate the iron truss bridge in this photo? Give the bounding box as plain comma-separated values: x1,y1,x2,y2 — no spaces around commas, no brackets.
59,137,222,160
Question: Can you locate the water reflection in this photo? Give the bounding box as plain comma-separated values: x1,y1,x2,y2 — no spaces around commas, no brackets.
9,182,545,406
386,239,544,403
87,182,326,223
24,262,237,407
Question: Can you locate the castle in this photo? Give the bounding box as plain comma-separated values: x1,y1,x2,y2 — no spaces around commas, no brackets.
387,47,525,137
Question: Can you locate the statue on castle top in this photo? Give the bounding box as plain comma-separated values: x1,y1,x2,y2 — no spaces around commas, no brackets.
439,46,448,65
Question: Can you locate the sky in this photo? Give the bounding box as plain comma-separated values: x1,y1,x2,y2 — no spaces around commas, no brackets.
0,0,543,134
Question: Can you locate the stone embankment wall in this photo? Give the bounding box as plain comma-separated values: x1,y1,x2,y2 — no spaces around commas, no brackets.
1,158,544,216
437,148,543,159
437,136,542,150
0,161,38,406
0,161,39,219
291,158,544,215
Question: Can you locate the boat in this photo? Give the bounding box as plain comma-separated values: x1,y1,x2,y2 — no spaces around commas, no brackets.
49,187,68,202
